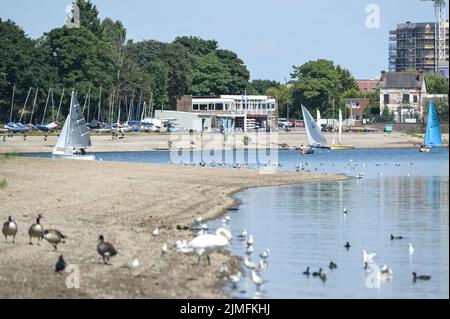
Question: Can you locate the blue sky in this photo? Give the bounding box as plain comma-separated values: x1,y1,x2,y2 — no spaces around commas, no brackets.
0,0,446,81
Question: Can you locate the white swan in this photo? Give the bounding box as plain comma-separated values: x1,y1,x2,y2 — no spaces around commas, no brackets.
187,227,232,265
251,270,268,290
363,250,376,264
246,234,254,246
244,256,256,269
245,245,254,255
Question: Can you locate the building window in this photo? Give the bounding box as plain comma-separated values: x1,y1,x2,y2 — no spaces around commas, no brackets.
193,103,199,111
413,95,418,103
215,103,223,110
199,104,207,110
384,94,389,104
208,103,214,111
402,94,410,104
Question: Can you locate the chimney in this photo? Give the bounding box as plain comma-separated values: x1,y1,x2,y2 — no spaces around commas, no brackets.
380,70,386,81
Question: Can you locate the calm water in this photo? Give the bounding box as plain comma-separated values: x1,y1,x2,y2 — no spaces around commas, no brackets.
21,147,449,298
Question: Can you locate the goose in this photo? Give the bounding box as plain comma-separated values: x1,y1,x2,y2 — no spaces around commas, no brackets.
97,235,118,264
152,227,160,236
246,234,254,247
302,267,310,276
408,243,415,255
2,216,18,243
312,268,323,277
187,227,232,265
161,242,168,256
43,229,66,250
345,241,351,249
412,272,431,282
259,249,270,260
28,214,44,245
244,256,256,270
245,245,254,255
228,272,241,289
237,230,247,240
251,270,267,290
362,250,376,264
329,261,338,269
390,234,403,240
55,255,66,273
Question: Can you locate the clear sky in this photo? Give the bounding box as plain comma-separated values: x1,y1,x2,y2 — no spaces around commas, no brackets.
0,0,447,82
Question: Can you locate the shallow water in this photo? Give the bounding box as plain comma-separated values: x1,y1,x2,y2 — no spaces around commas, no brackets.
21,147,449,298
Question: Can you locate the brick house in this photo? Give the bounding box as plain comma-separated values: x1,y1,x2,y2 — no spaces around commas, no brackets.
379,70,427,122
344,98,370,126
356,80,379,93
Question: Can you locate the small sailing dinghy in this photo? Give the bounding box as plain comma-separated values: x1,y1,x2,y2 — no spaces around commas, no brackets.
420,101,442,153
301,105,329,153
52,91,95,160
331,109,354,150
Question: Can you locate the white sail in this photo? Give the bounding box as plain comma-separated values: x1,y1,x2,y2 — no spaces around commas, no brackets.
301,105,326,146
316,109,321,132
53,91,91,155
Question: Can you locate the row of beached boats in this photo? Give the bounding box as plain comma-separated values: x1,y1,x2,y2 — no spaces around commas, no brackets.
300,102,443,154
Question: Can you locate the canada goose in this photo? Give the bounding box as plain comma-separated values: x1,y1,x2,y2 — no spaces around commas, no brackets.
390,234,403,240
2,216,18,243
97,235,117,264
329,261,338,269
28,214,44,245
412,272,431,282
55,255,66,273
43,229,66,250
345,241,351,249
302,266,310,276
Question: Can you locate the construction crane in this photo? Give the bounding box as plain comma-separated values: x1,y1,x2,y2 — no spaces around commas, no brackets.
421,0,447,72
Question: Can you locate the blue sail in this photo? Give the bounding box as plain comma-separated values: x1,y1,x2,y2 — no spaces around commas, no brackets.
424,101,442,146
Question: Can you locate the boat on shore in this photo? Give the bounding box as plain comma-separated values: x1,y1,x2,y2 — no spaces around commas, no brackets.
52,91,95,160
420,101,442,153
331,109,354,150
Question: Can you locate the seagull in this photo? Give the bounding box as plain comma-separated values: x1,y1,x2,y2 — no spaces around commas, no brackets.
408,243,415,255
244,256,256,270
412,272,431,282
55,255,66,273
28,214,44,245
302,267,310,276
246,234,254,247
152,227,160,236
245,245,254,255
121,258,140,273
251,270,268,290
221,215,231,224
237,230,247,239
43,229,67,250
363,250,376,264
395,162,400,167
259,249,270,260
187,227,232,265
161,242,168,256
2,216,18,243
97,235,118,264
381,264,393,275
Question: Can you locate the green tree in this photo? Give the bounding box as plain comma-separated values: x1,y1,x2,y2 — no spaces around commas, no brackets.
76,0,102,36
174,36,218,55
425,73,449,94
267,84,293,118
251,79,280,94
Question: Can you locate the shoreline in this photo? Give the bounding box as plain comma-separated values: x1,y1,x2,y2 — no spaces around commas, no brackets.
0,157,348,298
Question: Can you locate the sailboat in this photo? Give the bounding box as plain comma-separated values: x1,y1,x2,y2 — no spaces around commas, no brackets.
52,91,95,160
301,105,328,154
331,109,354,150
420,101,442,152
316,109,322,132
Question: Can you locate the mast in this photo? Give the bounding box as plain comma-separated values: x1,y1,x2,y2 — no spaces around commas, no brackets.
56,88,65,120
338,109,343,145
9,84,15,123
97,85,102,121
29,88,39,124
19,87,32,123
41,88,52,125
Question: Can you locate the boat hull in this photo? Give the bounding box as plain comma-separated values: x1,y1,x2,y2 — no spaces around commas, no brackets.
52,154,96,161
331,145,355,150
419,146,431,153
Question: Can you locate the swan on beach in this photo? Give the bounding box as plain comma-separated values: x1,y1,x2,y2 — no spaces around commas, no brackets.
187,227,232,265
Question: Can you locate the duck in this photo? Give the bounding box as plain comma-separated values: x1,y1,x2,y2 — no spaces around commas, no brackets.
329,261,338,269
408,243,415,255
28,214,44,245
345,241,351,249
302,266,310,276
312,268,323,277
43,229,66,250
390,234,403,240
55,255,66,273
412,272,431,282
2,216,18,243
187,227,232,265
97,235,118,264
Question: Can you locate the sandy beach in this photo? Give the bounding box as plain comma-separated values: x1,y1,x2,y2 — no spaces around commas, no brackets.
0,156,347,298
1,130,446,154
